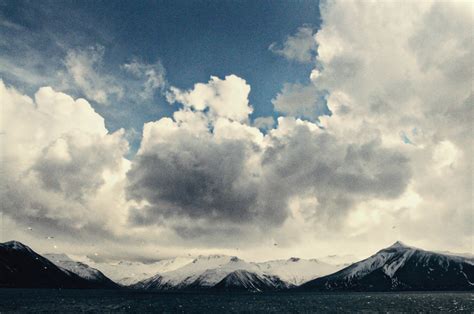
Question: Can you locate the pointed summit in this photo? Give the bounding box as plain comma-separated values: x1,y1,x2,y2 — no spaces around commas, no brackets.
388,241,409,249
4,240,31,251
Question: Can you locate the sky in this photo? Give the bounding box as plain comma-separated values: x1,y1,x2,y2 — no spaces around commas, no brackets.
0,0,472,262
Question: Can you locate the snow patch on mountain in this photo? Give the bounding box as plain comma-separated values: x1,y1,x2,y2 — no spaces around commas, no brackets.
44,253,111,281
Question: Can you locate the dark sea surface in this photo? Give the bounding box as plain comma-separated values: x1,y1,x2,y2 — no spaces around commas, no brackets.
0,289,472,313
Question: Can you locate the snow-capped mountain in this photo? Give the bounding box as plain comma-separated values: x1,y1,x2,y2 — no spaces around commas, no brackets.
256,257,342,285
212,270,289,291
301,241,474,291
0,241,117,289
133,254,342,291
43,253,117,286
80,256,193,285
133,255,265,290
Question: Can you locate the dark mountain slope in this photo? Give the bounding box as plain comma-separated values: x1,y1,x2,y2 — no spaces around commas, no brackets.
211,269,291,292
0,241,118,289
301,241,474,291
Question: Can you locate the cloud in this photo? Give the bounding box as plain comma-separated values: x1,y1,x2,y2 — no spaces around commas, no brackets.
127,93,411,236
122,59,166,100
32,131,128,201
262,118,411,224
309,0,473,249
167,75,253,122
126,104,266,229
127,122,260,225
0,80,129,235
63,46,123,104
253,116,275,130
0,19,24,31
269,26,317,63
272,83,329,119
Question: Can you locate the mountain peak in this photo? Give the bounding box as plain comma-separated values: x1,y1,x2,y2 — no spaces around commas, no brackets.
3,240,31,251
388,241,409,249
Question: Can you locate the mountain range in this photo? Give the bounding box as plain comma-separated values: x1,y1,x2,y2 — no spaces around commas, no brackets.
1,240,472,292
130,254,333,291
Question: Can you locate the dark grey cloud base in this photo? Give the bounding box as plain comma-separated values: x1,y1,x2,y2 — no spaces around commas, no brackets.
127,124,411,232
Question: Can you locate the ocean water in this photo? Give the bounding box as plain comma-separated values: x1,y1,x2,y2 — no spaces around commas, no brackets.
0,289,472,313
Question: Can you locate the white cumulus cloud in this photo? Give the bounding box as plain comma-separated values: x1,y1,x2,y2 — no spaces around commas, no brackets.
167,75,253,122
0,80,130,236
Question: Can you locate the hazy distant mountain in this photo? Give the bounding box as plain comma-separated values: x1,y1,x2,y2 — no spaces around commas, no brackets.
301,241,474,291
0,241,118,289
79,256,193,285
43,253,118,287
256,257,343,285
436,251,474,259
317,254,358,267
